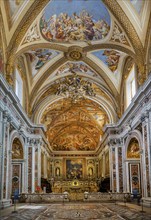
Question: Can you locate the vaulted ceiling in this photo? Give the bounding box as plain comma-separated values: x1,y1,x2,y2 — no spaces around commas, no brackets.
0,0,150,153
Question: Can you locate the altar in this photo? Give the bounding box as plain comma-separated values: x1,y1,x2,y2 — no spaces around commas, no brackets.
52,179,98,194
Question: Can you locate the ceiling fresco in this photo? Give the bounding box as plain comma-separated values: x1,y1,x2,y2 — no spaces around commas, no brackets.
41,99,108,151
130,0,144,14
40,0,111,42
91,49,123,73
54,61,98,77
25,49,60,76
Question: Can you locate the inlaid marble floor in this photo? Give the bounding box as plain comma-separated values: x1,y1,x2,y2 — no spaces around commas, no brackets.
1,203,151,220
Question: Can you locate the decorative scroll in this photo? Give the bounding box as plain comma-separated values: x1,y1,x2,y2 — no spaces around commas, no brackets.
28,147,32,193
118,147,123,192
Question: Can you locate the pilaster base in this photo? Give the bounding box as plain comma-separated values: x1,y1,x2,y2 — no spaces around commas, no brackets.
142,197,151,207
0,199,12,209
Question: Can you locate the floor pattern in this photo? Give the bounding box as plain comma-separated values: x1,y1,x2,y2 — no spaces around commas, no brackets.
0,203,151,220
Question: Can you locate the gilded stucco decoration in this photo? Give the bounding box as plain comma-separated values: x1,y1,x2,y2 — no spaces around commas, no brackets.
41,99,108,151
22,21,41,45
110,22,130,46
4,0,147,89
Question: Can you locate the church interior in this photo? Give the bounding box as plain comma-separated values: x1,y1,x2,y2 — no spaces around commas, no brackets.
0,0,151,219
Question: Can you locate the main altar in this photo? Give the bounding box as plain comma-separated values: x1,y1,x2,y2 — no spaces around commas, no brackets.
52,178,99,193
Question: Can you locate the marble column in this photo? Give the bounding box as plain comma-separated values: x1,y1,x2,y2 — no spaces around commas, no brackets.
24,138,29,193
5,119,11,200
44,152,47,179
142,113,151,197
115,147,119,192
37,143,41,187
31,146,35,193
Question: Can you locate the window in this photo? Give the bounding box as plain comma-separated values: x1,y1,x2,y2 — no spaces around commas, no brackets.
15,69,23,105
126,65,136,108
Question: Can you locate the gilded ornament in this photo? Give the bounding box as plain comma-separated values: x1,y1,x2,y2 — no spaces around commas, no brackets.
69,50,82,61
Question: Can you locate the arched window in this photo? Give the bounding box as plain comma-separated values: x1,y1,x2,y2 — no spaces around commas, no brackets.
125,65,137,108
15,68,23,105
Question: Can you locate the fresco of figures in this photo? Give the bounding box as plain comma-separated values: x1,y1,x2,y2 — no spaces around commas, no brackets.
52,132,96,151
127,138,140,159
26,49,59,76
55,61,97,77
92,49,121,72
40,0,110,42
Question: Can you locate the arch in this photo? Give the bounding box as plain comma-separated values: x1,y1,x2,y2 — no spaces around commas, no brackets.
125,130,143,158
12,138,24,160
127,138,140,159
10,130,25,156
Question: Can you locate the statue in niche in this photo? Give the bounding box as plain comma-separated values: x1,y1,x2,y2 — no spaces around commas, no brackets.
55,167,60,177
12,139,23,159
88,167,93,177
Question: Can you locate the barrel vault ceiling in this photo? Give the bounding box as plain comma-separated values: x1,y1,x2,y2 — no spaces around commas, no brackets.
0,0,150,154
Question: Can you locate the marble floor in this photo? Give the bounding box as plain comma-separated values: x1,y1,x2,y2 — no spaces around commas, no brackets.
0,202,151,220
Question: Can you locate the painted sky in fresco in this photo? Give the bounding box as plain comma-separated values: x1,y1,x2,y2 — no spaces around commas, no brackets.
55,61,98,77
27,49,59,76
40,0,111,41
92,50,121,73
130,0,144,14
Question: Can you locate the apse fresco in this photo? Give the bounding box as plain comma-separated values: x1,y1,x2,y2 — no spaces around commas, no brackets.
66,159,83,179
130,0,144,14
8,0,25,17
41,99,109,151
52,131,96,151
55,61,98,77
40,0,110,42
27,49,59,76
92,50,121,73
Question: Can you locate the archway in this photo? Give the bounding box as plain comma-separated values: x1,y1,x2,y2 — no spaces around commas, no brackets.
126,138,141,196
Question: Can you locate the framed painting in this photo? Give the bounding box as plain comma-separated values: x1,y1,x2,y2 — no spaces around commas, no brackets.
66,159,83,179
